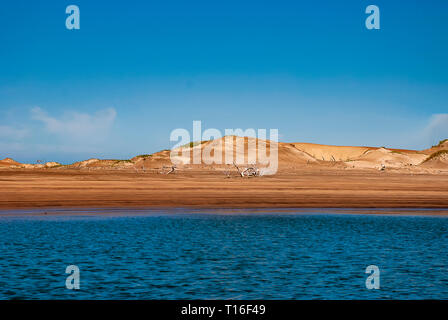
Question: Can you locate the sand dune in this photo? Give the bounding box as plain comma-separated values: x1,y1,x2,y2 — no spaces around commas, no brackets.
347,148,427,170
169,137,316,169
424,139,448,154
0,158,20,167
0,158,61,169
1,136,447,173
420,150,448,170
292,143,374,161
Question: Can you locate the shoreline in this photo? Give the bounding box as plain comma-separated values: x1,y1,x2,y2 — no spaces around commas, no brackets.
1,207,448,217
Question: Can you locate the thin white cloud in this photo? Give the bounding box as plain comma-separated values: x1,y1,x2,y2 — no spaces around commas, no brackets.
424,113,448,145
0,141,25,152
31,107,117,143
0,125,28,140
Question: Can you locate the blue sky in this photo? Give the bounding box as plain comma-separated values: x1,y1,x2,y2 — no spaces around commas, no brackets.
0,0,447,163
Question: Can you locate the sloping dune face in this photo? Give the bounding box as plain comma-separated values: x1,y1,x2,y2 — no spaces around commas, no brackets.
169,136,316,171
0,158,21,167
440,140,448,149
292,143,374,161
0,158,62,169
420,150,448,169
347,148,427,169
418,140,448,170
70,158,101,168
292,143,430,170
170,136,277,167
67,158,135,169
424,139,448,154
131,150,173,170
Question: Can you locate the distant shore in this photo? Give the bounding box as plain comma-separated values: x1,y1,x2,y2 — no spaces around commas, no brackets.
1,168,448,212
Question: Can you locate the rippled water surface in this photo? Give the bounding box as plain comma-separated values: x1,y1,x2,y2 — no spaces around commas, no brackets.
0,210,447,299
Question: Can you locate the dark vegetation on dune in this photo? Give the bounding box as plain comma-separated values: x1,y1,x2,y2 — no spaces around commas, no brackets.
432,139,448,148
423,149,448,163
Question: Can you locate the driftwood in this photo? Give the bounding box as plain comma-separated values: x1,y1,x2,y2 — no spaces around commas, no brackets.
242,167,259,176
167,165,177,174
233,161,260,177
159,165,177,174
233,161,244,177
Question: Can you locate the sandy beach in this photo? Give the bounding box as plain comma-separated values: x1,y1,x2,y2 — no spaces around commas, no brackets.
1,167,447,211
1,137,447,212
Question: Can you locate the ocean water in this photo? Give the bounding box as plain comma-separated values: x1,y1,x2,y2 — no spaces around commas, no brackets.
0,210,447,299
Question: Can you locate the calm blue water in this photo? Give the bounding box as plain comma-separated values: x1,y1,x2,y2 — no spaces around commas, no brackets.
0,210,447,299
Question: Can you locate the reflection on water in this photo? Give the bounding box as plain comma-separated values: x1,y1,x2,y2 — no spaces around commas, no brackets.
0,210,447,299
